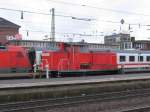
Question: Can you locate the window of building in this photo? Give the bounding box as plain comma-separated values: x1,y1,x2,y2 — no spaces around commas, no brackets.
146,56,150,61
129,56,135,62
119,56,126,62
138,56,143,62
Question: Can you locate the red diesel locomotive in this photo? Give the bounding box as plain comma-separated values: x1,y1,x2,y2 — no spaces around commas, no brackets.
0,45,32,73
41,43,118,76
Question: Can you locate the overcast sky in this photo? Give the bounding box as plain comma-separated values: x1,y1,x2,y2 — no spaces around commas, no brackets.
0,0,150,43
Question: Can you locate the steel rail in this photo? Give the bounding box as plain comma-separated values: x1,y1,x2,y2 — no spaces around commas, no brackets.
1,88,150,112
119,106,150,112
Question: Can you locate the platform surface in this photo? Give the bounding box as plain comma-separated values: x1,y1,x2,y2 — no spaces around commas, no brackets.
0,73,150,88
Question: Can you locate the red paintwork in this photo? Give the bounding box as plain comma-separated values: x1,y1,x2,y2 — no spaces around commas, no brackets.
0,45,31,72
41,43,118,72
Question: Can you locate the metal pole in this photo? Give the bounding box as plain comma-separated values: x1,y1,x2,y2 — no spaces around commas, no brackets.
45,64,49,79
33,63,37,78
51,8,55,42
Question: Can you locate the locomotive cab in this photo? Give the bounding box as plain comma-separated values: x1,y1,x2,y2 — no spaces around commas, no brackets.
28,48,43,73
28,48,36,72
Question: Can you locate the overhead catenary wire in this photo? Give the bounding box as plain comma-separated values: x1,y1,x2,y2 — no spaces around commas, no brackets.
2,2,150,41
1,7,150,27
1,5,150,38
7,17,123,35
0,7,72,18
22,29,104,36
46,0,150,17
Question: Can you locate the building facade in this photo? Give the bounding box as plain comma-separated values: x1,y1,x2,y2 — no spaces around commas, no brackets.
0,17,20,45
133,40,150,50
104,33,133,49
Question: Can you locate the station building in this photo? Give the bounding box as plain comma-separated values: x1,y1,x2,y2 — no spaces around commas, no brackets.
0,17,21,45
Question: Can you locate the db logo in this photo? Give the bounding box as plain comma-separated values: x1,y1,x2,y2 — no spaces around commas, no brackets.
6,34,22,40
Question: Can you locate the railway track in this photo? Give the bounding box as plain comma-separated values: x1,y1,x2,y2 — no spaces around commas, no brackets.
120,106,150,112
1,88,150,112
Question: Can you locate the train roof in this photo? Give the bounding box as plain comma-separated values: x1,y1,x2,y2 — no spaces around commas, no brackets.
88,48,150,54
113,50,150,54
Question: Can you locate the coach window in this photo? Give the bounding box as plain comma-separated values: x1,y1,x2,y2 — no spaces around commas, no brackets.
129,56,135,62
139,56,143,62
146,56,150,61
120,56,126,62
